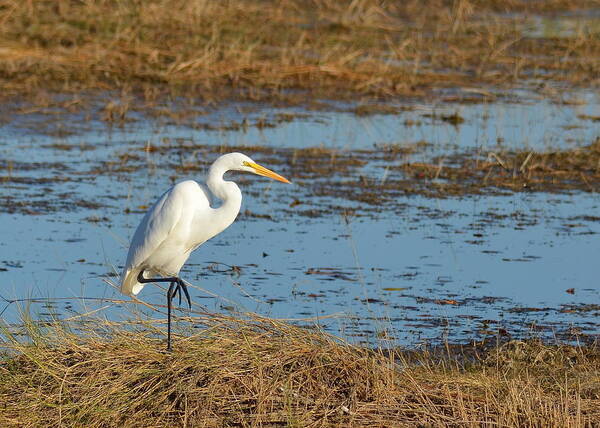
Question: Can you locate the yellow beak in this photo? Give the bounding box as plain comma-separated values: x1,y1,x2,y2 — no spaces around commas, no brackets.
245,161,291,183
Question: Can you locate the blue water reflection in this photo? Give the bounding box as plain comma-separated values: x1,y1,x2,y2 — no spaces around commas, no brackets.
1,94,599,346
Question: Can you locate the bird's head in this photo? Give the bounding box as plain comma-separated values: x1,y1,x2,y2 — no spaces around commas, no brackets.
223,152,291,184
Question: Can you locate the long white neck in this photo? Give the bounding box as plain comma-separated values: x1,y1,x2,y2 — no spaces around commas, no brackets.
205,159,243,234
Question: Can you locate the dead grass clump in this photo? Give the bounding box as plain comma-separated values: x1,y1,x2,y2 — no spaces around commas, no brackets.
290,147,368,179
2,315,600,426
0,317,397,427
401,137,600,195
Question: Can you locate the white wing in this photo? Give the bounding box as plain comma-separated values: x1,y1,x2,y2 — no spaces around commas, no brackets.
120,180,209,295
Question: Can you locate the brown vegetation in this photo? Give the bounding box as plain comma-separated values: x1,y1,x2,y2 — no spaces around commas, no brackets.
1,316,600,427
0,0,599,104
401,137,600,195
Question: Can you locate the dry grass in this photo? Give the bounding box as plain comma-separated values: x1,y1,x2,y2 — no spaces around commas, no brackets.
1,314,600,427
0,0,599,103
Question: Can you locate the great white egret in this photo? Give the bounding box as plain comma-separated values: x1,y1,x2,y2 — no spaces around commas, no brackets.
120,152,290,350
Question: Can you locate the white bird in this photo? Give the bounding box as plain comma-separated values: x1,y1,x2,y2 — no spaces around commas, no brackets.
120,152,290,350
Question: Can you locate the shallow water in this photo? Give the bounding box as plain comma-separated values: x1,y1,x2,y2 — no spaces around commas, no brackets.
1,93,600,346
524,11,600,39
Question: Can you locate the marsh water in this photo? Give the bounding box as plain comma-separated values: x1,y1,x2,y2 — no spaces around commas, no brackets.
1,90,600,346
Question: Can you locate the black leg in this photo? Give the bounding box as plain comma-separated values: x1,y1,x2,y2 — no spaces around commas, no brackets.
137,270,192,351
167,281,176,351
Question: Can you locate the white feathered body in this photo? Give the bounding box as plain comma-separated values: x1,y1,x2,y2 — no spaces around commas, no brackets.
120,155,247,296
120,152,288,298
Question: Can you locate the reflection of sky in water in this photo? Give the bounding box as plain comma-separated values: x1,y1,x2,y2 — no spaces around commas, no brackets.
153,93,595,152
3,93,599,160
140,94,592,153
523,12,600,39
1,95,600,346
2,190,600,345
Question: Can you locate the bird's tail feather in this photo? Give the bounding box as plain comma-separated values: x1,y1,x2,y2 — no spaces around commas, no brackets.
120,268,144,296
